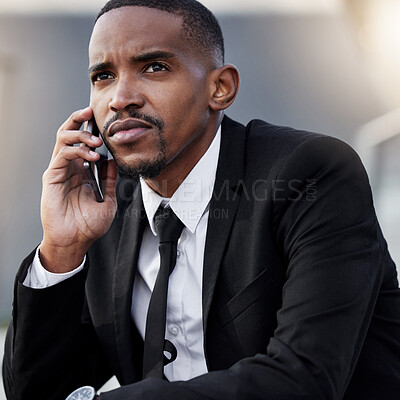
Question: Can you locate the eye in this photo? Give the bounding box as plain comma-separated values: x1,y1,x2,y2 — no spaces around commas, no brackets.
91,72,114,83
144,62,169,73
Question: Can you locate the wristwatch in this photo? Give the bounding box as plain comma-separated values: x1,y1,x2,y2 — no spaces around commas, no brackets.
65,386,99,400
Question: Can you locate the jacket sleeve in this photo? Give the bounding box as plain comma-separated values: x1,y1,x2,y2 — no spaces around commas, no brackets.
99,136,398,399
2,249,112,400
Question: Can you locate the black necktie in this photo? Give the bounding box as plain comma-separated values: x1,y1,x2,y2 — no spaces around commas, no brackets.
142,206,184,379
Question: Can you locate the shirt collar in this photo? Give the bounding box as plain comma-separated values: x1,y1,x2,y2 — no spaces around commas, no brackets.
140,125,221,235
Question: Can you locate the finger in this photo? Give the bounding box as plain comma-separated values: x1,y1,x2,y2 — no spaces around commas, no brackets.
52,107,94,159
51,130,103,160
58,107,93,132
50,145,100,172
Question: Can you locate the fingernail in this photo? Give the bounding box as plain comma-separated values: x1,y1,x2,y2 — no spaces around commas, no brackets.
89,151,97,157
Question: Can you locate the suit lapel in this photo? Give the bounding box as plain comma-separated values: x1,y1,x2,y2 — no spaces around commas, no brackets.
113,183,147,383
203,116,247,336
111,117,247,378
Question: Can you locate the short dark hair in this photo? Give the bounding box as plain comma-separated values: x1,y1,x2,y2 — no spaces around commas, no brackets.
95,0,225,66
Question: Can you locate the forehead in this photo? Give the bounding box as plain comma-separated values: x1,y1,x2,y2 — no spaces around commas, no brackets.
89,6,189,62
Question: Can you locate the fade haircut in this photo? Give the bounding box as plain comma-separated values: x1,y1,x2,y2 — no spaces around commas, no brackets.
96,0,225,66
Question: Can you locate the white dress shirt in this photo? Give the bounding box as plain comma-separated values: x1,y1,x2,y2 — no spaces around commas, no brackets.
24,126,221,382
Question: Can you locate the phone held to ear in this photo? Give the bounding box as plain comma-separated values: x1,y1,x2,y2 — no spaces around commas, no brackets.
83,118,108,202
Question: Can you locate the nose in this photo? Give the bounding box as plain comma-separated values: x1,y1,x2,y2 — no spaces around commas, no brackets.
108,77,145,112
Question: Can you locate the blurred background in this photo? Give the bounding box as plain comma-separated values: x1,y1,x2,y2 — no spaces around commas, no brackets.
0,0,399,398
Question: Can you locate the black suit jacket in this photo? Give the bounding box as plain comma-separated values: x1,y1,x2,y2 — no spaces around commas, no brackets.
3,117,400,399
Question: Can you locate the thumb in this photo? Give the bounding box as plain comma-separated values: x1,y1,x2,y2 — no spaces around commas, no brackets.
101,159,118,202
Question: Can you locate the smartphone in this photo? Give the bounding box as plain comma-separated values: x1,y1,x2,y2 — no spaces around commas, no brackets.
83,119,107,202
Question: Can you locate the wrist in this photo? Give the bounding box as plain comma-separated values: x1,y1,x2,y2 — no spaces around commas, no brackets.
39,241,88,273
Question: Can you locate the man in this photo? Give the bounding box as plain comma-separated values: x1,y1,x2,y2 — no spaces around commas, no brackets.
3,0,400,399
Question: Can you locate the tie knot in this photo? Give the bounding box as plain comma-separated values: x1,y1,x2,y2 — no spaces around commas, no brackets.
154,206,184,243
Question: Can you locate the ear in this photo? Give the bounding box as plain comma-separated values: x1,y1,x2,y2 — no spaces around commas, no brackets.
209,64,240,111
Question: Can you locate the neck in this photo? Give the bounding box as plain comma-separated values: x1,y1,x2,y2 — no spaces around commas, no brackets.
145,114,223,198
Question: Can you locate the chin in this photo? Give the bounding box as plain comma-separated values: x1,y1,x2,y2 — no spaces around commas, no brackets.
116,157,167,180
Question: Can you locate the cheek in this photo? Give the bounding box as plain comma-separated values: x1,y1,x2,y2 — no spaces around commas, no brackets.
162,81,208,125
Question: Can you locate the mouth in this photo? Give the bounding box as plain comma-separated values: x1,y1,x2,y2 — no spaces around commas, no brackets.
108,118,153,144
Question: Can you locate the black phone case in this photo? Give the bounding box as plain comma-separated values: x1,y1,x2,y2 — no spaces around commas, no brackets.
83,119,106,202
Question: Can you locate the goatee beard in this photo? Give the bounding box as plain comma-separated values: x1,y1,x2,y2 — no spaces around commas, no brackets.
101,109,167,180
116,152,167,180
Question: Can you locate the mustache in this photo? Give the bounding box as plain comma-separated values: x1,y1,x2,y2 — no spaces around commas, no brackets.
102,109,164,137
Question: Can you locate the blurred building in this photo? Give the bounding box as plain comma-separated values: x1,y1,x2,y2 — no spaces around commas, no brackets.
0,0,399,331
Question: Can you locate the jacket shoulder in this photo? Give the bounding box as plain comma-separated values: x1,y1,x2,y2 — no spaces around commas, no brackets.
243,119,362,176
246,119,326,154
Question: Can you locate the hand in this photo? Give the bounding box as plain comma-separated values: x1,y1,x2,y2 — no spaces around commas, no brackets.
40,107,117,273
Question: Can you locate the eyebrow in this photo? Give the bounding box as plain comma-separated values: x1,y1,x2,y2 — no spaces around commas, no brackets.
88,62,112,75
88,51,176,75
131,50,176,63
